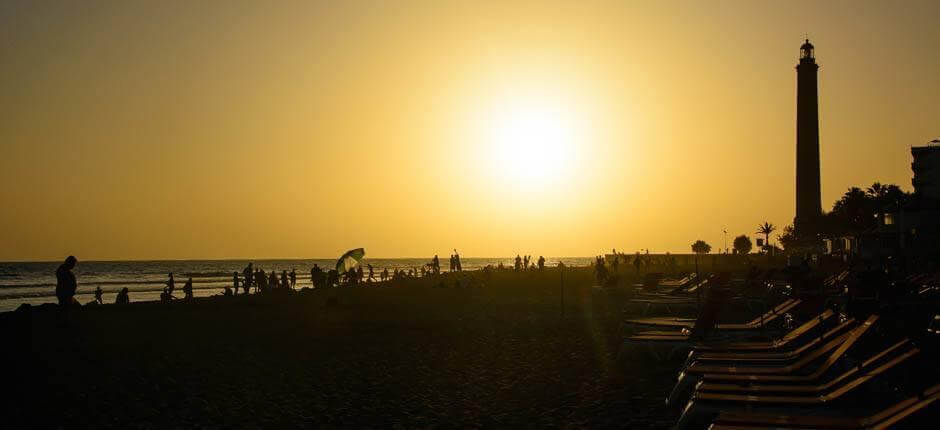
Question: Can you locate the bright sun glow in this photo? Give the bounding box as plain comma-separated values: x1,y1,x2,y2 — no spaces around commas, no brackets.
486,99,582,186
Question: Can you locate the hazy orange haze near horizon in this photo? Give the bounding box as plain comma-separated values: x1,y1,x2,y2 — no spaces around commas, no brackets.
1,0,938,261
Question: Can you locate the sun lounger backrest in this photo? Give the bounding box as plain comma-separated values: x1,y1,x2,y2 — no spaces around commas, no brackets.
805,314,879,378
744,299,801,326
821,346,919,402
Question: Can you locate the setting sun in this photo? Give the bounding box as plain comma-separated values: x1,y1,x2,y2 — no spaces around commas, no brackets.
487,99,579,184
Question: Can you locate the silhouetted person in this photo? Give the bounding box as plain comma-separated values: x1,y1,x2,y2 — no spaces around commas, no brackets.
311,264,322,288
367,264,375,282
233,272,240,295
94,286,103,304
161,287,171,302
514,255,522,271
281,270,290,290
116,287,130,305
290,268,296,289
55,256,78,306
257,269,267,292
243,263,253,292
633,252,642,273
166,273,176,297
432,255,440,275
595,256,609,285
327,269,338,287
454,249,462,271
381,267,389,282
183,277,194,300
537,256,545,270
268,271,277,291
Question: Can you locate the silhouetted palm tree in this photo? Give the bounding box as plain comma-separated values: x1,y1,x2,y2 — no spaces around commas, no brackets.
756,222,776,253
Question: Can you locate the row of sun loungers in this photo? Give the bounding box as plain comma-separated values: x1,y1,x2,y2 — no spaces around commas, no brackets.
620,269,940,429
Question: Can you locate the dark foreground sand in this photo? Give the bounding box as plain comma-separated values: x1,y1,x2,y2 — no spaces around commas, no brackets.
5,268,680,428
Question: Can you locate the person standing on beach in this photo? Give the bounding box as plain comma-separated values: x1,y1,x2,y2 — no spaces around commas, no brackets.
94,286,103,304
537,256,545,270
514,255,522,271
367,264,375,282
182,277,194,300
116,287,130,305
289,269,297,289
233,272,240,295
243,263,253,292
281,270,290,290
432,255,440,275
166,273,176,298
454,250,462,271
55,256,78,306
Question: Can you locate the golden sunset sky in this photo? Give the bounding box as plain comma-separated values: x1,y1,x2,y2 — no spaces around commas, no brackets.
2,1,938,261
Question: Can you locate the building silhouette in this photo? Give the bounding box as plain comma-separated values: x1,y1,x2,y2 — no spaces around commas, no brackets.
794,39,822,235
911,139,940,200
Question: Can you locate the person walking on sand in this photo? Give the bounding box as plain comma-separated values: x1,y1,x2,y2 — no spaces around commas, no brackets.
166,273,176,298
183,277,194,300
55,256,79,307
289,268,296,289
94,286,103,304
233,272,240,295
367,264,375,282
116,287,130,305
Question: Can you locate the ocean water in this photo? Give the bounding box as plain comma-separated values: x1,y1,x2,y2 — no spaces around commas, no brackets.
0,257,592,312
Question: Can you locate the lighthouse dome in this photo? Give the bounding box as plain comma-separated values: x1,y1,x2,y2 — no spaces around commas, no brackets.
800,39,814,59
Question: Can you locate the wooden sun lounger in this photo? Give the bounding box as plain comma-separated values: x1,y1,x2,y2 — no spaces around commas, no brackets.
697,338,912,394
625,299,801,330
676,346,921,429
691,310,837,352
691,315,853,363
708,383,940,429
689,315,878,379
695,345,918,404
665,316,879,408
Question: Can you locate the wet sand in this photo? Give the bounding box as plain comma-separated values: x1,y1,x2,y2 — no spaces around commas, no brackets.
6,268,681,428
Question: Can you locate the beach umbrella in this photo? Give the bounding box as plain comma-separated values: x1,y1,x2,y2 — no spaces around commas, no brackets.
335,248,366,273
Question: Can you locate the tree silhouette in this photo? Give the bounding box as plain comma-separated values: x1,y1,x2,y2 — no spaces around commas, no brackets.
778,224,797,250
691,240,711,255
756,222,776,253
733,234,753,255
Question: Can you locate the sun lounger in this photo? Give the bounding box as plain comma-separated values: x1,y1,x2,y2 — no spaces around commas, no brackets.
697,338,912,394
626,298,801,331
691,309,839,353
690,313,851,363
707,383,940,429
675,342,920,429
665,315,877,408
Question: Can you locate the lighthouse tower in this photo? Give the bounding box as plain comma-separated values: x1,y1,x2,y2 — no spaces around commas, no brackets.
794,39,822,234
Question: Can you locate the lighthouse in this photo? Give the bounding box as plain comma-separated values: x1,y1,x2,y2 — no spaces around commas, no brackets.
794,39,822,234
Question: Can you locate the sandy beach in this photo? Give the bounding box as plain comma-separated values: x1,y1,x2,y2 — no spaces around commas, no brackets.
6,268,683,428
